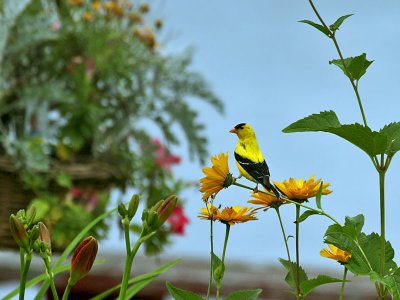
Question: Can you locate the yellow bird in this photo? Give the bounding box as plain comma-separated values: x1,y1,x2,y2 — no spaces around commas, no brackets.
230,123,283,198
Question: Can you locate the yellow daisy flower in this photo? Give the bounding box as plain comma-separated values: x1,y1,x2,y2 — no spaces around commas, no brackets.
199,152,232,201
92,1,102,11
83,12,93,21
216,205,257,225
274,176,332,201
198,203,220,221
320,244,351,264
248,188,286,208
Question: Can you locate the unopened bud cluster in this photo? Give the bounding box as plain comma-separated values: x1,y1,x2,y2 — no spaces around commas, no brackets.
142,195,177,233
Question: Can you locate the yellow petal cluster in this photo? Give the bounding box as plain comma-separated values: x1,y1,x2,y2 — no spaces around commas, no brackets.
197,203,220,220
320,244,351,264
199,153,231,201
248,188,286,208
198,205,257,225
274,176,332,201
217,205,257,225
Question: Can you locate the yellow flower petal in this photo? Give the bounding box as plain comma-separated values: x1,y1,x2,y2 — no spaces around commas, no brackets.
199,153,231,201
273,175,332,201
320,244,351,263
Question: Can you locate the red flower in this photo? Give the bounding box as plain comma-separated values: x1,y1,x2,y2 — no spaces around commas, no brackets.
151,138,181,172
167,205,189,235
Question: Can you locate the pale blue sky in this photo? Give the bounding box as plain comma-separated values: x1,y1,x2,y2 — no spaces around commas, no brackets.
104,0,400,269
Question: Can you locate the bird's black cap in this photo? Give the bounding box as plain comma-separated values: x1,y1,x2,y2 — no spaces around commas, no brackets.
234,123,246,130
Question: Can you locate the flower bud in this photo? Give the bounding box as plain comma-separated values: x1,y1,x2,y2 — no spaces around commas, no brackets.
26,206,36,226
38,222,51,254
155,195,177,228
118,203,128,218
69,236,98,286
9,214,29,250
143,209,158,230
127,194,140,220
30,224,40,245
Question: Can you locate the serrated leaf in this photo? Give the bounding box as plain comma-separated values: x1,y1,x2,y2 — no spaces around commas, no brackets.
298,210,321,223
284,111,390,158
299,20,331,37
369,269,400,300
283,110,341,133
345,215,364,236
330,14,354,31
324,216,397,276
315,182,323,209
300,275,345,297
330,53,373,81
380,122,400,156
166,281,204,300
223,289,262,300
279,258,308,292
329,124,388,157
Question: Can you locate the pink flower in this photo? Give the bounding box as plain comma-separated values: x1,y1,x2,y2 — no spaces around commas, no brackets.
51,21,61,31
151,138,181,172
167,205,189,235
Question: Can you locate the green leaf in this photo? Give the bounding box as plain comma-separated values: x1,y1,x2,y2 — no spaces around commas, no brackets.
3,260,104,300
166,281,204,300
299,20,331,37
300,275,345,297
298,209,321,223
315,182,323,209
56,171,72,188
124,259,181,300
283,111,389,158
283,110,341,133
369,269,400,300
279,258,308,292
380,122,400,156
212,252,225,284
324,216,397,276
34,206,118,299
330,14,354,31
91,260,181,300
329,124,388,157
223,289,262,300
329,53,373,81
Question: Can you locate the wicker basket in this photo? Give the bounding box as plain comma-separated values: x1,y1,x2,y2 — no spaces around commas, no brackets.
0,155,121,250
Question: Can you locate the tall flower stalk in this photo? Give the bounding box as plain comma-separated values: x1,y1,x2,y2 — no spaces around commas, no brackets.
305,2,390,298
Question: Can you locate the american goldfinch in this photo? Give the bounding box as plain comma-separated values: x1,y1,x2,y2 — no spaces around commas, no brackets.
230,123,283,198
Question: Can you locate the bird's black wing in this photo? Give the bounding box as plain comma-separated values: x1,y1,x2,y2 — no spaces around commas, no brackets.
234,152,282,198
234,152,270,183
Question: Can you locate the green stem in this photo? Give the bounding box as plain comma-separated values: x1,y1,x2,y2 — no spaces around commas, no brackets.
61,281,72,300
233,181,341,225
275,208,298,300
206,218,214,300
19,248,25,271
308,0,368,127
295,205,301,300
19,251,32,300
379,169,387,300
118,236,143,300
339,267,348,300
123,221,131,256
44,257,59,300
216,224,231,300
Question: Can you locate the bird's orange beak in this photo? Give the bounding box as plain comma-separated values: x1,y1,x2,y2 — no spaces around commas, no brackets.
229,128,237,134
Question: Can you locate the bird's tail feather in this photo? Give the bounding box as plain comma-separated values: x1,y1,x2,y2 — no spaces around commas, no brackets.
262,177,286,199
